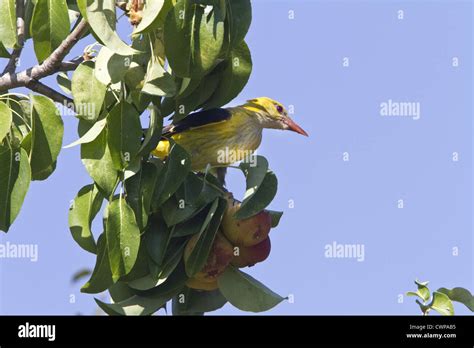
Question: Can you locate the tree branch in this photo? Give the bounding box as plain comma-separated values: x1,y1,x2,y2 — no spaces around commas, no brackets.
59,57,85,72
2,0,26,75
216,167,227,186
0,19,88,93
26,79,74,107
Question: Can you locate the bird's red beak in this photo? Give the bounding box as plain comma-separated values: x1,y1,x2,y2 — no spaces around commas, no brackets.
285,117,308,136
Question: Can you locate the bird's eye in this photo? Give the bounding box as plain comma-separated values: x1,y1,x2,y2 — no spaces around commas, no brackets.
276,105,284,114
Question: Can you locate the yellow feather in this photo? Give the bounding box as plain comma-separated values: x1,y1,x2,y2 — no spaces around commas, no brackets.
152,107,262,171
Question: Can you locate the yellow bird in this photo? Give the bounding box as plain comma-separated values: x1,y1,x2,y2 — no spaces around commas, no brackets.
152,97,308,171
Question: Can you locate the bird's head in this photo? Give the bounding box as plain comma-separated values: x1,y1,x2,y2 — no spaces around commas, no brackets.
242,97,308,136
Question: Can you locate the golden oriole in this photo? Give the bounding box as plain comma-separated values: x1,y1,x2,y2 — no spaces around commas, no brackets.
152,97,308,171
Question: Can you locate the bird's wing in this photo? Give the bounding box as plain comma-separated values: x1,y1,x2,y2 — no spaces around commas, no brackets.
162,108,232,136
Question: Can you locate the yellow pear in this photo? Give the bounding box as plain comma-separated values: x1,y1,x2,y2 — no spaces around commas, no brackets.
221,194,272,247
184,231,233,289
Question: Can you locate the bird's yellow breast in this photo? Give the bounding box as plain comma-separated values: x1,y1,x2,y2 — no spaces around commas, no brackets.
153,109,262,171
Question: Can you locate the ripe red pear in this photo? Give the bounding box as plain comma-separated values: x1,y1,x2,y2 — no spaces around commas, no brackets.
232,237,271,268
184,231,233,290
221,194,272,247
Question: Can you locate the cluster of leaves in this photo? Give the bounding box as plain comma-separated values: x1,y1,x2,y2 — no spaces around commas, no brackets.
62,0,284,315
406,280,474,316
71,149,286,315
0,0,287,315
0,94,63,232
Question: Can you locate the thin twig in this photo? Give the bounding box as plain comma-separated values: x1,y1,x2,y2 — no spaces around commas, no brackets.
59,57,85,72
0,19,89,92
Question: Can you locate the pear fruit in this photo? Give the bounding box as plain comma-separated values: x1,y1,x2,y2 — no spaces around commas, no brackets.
184,231,233,289
231,237,271,268
221,194,272,247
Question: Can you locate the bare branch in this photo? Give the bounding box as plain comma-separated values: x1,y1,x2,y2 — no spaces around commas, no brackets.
0,19,89,92
216,167,227,186
2,0,26,75
59,57,85,72
26,79,74,109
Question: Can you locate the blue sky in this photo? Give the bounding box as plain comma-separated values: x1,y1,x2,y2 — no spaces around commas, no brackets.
0,0,472,315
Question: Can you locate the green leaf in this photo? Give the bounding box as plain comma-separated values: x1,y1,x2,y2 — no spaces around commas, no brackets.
0,41,10,58
173,71,221,121
413,279,431,303
235,157,278,220
30,95,64,181
437,287,474,312
81,233,114,294
161,173,221,226
430,291,454,316
153,142,191,206
206,40,252,108
176,77,200,99
163,0,193,77
0,101,12,143
235,172,278,219
145,214,171,266
133,0,165,35
268,210,283,228
8,97,31,140
106,197,141,282
64,118,107,149
0,0,17,48
106,101,142,171
94,46,131,85
125,162,159,231
123,156,141,181
172,287,227,315
127,273,165,291
31,0,70,62
192,4,225,77
128,241,184,292
71,61,107,122
80,125,118,198
109,281,135,303
240,155,268,195
158,239,186,280
161,195,204,227
23,0,35,41
164,0,224,78
71,268,92,284
57,72,72,95
81,0,140,56
0,146,30,232
96,262,187,315
172,208,208,237
142,54,176,97
124,62,146,91
185,197,226,277
68,184,103,254
119,238,152,283
225,0,251,49
218,266,285,312
137,105,163,157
